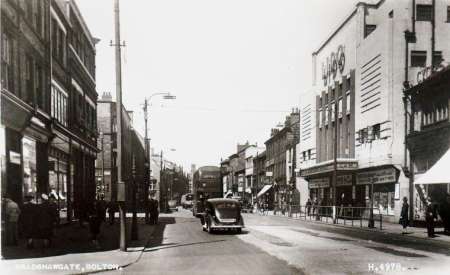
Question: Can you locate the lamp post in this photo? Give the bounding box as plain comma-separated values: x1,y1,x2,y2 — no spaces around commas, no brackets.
131,156,138,240
143,92,176,223
368,177,375,228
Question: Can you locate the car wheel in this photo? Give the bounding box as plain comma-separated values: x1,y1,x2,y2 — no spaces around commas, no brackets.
207,222,213,234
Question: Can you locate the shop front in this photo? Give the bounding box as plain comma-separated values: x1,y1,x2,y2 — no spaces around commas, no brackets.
356,166,400,216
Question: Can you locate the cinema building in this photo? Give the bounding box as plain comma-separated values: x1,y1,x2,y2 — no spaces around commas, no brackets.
298,0,450,222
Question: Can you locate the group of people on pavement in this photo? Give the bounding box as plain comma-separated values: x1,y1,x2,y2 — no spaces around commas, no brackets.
3,193,58,248
400,195,450,238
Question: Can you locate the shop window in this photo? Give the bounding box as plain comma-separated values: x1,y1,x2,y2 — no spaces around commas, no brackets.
1,33,14,93
324,106,329,125
411,51,426,67
308,149,312,160
416,4,433,21
22,137,37,199
338,99,343,118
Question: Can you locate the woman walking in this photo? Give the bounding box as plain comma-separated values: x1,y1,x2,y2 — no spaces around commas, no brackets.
400,197,409,234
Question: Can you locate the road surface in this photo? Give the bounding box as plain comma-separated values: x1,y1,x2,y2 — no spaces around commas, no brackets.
105,208,450,275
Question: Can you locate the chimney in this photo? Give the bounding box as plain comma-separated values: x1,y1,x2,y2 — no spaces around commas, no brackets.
101,92,112,101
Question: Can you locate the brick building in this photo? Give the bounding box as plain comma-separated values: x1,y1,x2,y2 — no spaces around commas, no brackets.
96,93,148,210
1,0,98,222
265,110,300,209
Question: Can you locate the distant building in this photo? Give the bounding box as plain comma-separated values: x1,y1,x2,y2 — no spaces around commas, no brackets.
96,93,147,209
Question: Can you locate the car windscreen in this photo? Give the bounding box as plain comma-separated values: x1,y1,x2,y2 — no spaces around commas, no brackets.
214,203,240,219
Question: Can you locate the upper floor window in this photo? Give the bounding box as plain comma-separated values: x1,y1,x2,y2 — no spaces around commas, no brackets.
447,6,450,22
416,5,432,21
51,84,68,126
1,33,14,93
25,55,34,105
433,51,443,66
364,24,377,38
411,51,426,67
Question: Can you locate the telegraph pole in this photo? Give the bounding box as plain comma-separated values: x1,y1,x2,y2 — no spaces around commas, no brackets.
112,0,127,251
143,99,150,224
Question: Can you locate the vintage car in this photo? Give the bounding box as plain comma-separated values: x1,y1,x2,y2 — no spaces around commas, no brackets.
201,198,244,233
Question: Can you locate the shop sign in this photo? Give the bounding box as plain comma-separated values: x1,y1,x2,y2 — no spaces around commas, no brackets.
356,167,397,185
336,175,352,186
321,45,346,86
266,171,273,177
9,151,21,165
301,161,358,177
308,177,330,189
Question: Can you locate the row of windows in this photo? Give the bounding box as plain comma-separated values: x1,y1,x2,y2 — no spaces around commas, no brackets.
302,150,312,162
357,124,381,144
416,4,450,22
69,13,95,78
319,94,351,127
22,0,46,39
411,51,442,67
52,18,66,65
319,77,350,107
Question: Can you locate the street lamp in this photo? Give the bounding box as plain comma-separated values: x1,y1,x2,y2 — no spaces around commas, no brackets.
143,92,176,223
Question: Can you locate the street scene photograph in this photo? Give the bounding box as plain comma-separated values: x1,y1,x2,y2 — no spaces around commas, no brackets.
1,0,450,274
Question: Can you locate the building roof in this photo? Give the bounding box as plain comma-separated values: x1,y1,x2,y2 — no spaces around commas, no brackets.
313,0,384,55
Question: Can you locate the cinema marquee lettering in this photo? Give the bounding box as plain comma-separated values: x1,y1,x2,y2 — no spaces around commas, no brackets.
356,167,397,185
322,45,346,86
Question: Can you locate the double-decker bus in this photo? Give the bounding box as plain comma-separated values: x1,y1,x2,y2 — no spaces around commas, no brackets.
193,166,222,217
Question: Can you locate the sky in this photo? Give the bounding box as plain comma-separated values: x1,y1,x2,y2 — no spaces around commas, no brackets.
76,0,360,169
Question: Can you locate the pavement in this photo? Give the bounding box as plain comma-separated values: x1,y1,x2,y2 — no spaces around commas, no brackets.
265,210,450,243
0,215,157,275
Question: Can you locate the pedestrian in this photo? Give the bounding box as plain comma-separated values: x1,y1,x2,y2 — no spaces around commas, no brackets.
97,195,107,222
149,196,159,225
312,197,317,216
425,198,436,238
3,196,20,246
107,200,117,225
88,200,104,248
306,198,312,216
39,194,56,248
399,197,409,234
19,195,36,248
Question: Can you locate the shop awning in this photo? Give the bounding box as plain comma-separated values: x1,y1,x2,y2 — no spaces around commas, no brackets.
257,185,272,198
415,149,450,185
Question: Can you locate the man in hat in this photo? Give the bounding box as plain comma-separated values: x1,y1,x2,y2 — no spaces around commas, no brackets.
39,193,56,248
